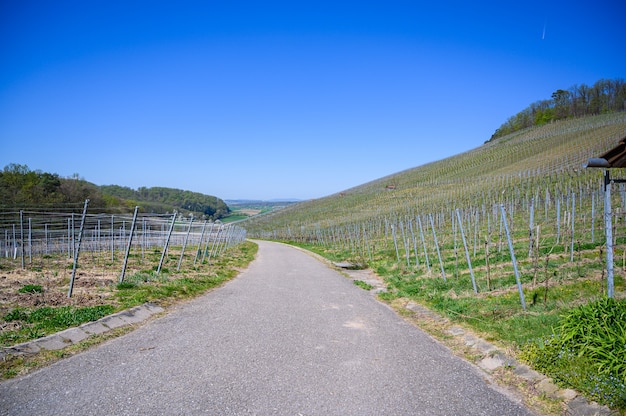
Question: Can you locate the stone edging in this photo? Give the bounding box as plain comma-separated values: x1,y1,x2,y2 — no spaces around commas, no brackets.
0,303,164,361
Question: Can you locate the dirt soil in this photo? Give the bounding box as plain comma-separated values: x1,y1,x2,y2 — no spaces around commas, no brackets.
0,263,119,317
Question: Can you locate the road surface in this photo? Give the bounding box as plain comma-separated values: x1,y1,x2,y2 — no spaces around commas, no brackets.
0,240,534,415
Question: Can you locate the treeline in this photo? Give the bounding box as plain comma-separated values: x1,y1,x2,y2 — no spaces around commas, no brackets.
0,164,229,219
490,78,626,141
100,185,229,219
0,164,109,210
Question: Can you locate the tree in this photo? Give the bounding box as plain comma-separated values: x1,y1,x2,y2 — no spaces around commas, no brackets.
552,89,570,119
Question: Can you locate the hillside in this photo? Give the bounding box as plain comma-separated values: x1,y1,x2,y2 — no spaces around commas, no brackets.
243,112,626,235
241,112,626,413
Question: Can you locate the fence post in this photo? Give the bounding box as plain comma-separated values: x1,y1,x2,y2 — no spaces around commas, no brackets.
391,224,400,263
604,171,614,298
110,215,115,261
28,217,32,265
500,204,526,310
417,215,431,273
157,211,177,275
194,221,208,265
206,224,223,263
429,213,446,282
456,209,478,293
570,193,576,263
177,217,193,271
201,222,215,264
119,206,139,283
19,210,24,269
68,199,90,298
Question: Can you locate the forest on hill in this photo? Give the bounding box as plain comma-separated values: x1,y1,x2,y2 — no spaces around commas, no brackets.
490,78,625,140
100,185,229,218
0,164,229,219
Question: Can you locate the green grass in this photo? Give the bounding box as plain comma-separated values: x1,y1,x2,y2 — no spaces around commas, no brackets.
520,298,626,410
1,305,116,346
221,214,248,223
353,280,374,290
114,241,257,309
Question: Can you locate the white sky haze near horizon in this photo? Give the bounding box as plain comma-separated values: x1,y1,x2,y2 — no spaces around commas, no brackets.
1,1,625,200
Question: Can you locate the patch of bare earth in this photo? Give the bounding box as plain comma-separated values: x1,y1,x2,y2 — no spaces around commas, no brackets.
0,266,119,318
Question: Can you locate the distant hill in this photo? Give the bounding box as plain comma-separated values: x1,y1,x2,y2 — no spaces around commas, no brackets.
100,185,229,219
222,199,301,222
0,166,229,219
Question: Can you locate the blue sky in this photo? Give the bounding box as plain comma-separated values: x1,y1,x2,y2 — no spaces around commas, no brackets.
1,1,624,200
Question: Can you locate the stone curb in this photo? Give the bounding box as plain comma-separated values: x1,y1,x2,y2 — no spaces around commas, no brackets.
443,325,613,416
1,303,164,360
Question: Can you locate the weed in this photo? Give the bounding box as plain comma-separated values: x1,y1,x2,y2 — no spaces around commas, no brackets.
116,282,137,290
17,284,43,294
353,280,374,290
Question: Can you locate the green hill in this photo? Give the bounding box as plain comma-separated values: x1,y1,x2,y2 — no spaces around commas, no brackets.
99,185,229,219
0,167,229,220
244,112,626,235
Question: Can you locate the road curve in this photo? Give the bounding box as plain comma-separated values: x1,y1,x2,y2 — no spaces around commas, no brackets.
0,240,534,415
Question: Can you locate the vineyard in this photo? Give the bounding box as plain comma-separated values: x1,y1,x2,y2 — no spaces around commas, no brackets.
243,113,626,292
0,205,246,323
243,113,626,410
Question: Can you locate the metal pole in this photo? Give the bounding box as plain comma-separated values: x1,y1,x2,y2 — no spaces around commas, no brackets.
456,209,478,293
28,217,32,265
19,210,24,269
391,224,400,263
119,206,139,283
206,225,222,264
177,217,193,271
68,199,90,298
429,213,446,281
193,221,208,265
111,215,115,261
570,193,575,263
157,212,177,275
67,217,71,258
604,171,614,298
201,222,215,264
500,204,526,310
417,215,430,272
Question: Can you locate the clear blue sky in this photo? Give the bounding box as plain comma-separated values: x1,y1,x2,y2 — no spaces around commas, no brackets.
1,1,624,200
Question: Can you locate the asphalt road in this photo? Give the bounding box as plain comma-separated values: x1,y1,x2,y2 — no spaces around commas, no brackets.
0,240,534,415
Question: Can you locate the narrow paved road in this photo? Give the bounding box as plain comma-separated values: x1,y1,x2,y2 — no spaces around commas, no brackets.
1,241,534,415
